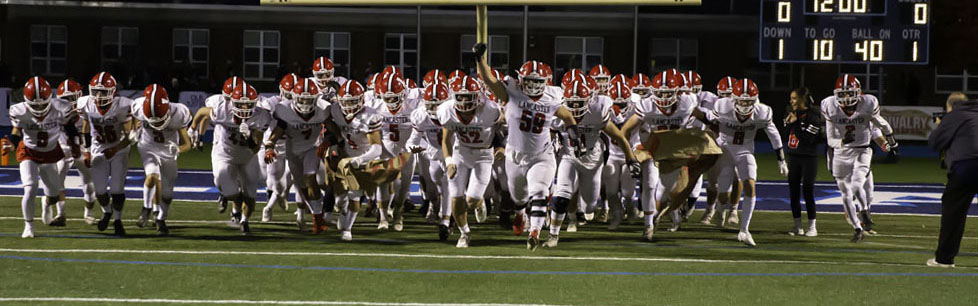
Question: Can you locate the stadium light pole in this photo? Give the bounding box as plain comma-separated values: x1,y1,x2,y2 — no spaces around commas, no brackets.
633,5,638,75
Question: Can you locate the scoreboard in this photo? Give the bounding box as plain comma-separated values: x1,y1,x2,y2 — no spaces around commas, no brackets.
759,0,930,64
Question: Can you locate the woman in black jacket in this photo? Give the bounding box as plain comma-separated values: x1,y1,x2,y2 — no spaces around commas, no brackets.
783,87,821,236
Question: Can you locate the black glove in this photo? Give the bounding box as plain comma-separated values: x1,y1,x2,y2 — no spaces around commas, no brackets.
565,125,586,157
885,134,899,150
472,43,488,62
627,160,642,179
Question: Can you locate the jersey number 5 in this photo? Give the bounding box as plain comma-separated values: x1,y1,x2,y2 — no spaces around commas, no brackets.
519,110,546,134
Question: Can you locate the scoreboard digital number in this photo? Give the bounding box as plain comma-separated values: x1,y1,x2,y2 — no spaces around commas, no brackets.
759,0,930,64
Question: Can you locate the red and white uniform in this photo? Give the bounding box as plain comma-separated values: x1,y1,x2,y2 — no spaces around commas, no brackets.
77,95,133,195
10,102,72,197
209,98,272,198
326,101,382,198
633,94,699,210
258,95,292,202
439,97,501,199
553,95,613,213
503,78,564,203
131,98,191,201
408,106,450,218
47,98,95,204
712,98,781,191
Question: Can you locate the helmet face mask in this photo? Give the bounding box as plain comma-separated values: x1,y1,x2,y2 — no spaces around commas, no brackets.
383,92,403,112
453,92,479,112
520,77,547,97
147,112,171,130
691,85,703,94
91,87,115,107
339,96,363,119
61,92,81,103
593,76,610,93
232,99,256,119
26,98,51,117
313,70,334,86
564,97,590,118
280,88,294,100
293,94,318,114
654,88,677,108
424,99,443,118
734,97,756,116
834,88,860,108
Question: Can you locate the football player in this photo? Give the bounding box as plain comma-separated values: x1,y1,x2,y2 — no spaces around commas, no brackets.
5,77,80,238
312,56,348,101
189,76,246,215
604,78,642,230
131,84,191,236
821,74,896,242
39,79,92,226
77,72,134,236
193,82,271,235
439,76,502,247
711,78,788,246
260,74,299,225
265,78,331,235
588,65,612,95
408,83,453,233
324,80,384,241
545,80,640,248
700,76,741,225
373,75,419,232
474,43,585,250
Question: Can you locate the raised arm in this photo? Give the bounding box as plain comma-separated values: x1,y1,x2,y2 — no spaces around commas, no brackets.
472,43,508,103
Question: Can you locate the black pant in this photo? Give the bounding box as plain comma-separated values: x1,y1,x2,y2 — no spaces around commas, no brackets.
788,154,817,220
935,158,978,264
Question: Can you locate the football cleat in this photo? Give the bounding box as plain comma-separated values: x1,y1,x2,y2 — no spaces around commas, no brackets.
456,232,470,248
728,209,740,225
926,258,955,268
805,227,818,237
542,235,559,248
526,229,540,251
699,208,716,225
438,224,450,241
84,210,97,225
262,206,273,223
851,228,865,243
50,215,66,227
377,220,389,230
596,208,608,223
313,213,328,234
295,210,306,232
474,202,487,223
642,226,655,241
788,226,805,236
583,212,594,222
860,210,875,233
217,195,227,213
566,213,578,232
113,219,126,236
512,213,526,235
608,208,623,230
41,202,53,225
341,231,353,241
737,231,756,247
239,221,251,236
21,226,34,238
97,212,112,231
156,220,169,236
136,207,151,228
392,215,404,232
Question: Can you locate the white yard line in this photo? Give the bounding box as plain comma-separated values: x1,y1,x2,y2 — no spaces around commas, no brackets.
0,297,570,306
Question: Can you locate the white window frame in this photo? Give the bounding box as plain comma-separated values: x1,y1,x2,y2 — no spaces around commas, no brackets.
173,28,209,78
935,69,978,95
243,30,280,81
460,34,509,71
384,33,417,78
650,38,698,72
554,36,603,76
101,26,139,64
313,31,351,78
31,25,67,76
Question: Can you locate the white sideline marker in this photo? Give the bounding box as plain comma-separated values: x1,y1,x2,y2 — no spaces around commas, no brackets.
0,297,569,306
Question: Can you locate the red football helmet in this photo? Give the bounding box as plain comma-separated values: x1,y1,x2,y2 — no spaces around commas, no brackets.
561,69,586,89
423,69,447,88
365,73,382,91
423,83,451,118
610,74,629,86
24,76,53,117
518,60,553,97
376,75,407,112
608,81,632,113
447,69,466,84
589,64,611,93
312,57,335,86
834,74,862,108
279,73,300,100
629,73,652,98
222,76,245,99
452,76,483,112
405,78,418,89
382,65,404,80
716,76,736,98
563,80,592,118
230,83,259,119
337,80,366,119
651,71,681,108
292,78,321,115
142,84,171,130
57,79,83,102
89,72,117,107
732,78,759,117
685,70,703,93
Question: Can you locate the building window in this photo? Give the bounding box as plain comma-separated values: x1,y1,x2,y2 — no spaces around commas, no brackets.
31,25,67,76
460,35,509,73
840,65,883,95
650,38,697,73
745,39,791,90
554,36,603,78
384,33,417,80
935,69,978,95
313,32,351,78
243,30,280,81
173,28,209,79
102,27,139,64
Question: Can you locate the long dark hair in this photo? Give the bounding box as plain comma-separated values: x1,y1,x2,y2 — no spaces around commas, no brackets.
791,87,813,109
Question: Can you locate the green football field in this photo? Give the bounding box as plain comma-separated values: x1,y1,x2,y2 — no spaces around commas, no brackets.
2,148,975,305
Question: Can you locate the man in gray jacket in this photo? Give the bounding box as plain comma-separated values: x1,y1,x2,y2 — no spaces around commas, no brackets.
928,92,975,268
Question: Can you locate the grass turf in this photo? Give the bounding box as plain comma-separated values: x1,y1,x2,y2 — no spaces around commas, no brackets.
2,195,977,305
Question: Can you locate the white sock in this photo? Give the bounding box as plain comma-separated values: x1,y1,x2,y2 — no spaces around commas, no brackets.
529,206,546,232
24,220,34,231
549,211,565,236
343,212,358,231
459,224,470,234
143,187,156,209
644,213,655,227
739,196,756,232
808,219,817,229
440,218,450,227
84,206,92,217
158,202,170,220
56,200,65,216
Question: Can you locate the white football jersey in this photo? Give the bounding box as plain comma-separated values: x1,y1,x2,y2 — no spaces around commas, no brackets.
131,99,191,159
327,103,383,157
316,76,347,103
204,94,224,109
607,103,640,161
407,107,443,157
377,97,420,157
712,98,782,155
9,103,71,152
50,98,80,152
272,99,328,151
210,98,273,156
438,98,501,150
258,96,287,151
553,96,613,167
77,95,133,154
503,78,564,154
634,93,698,131
820,94,892,149
697,91,719,111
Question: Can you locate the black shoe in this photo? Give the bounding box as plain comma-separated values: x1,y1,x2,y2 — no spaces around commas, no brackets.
498,212,512,229
851,228,864,243
217,195,227,213
860,211,875,232
97,212,112,231
240,221,251,235
49,215,66,227
438,224,449,241
113,219,126,236
228,212,242,228
156,220,169,236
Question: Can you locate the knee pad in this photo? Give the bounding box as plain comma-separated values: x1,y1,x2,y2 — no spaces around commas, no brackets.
552,197,570,214
529,199,548,217
97,193,111,206
111,193,126,210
